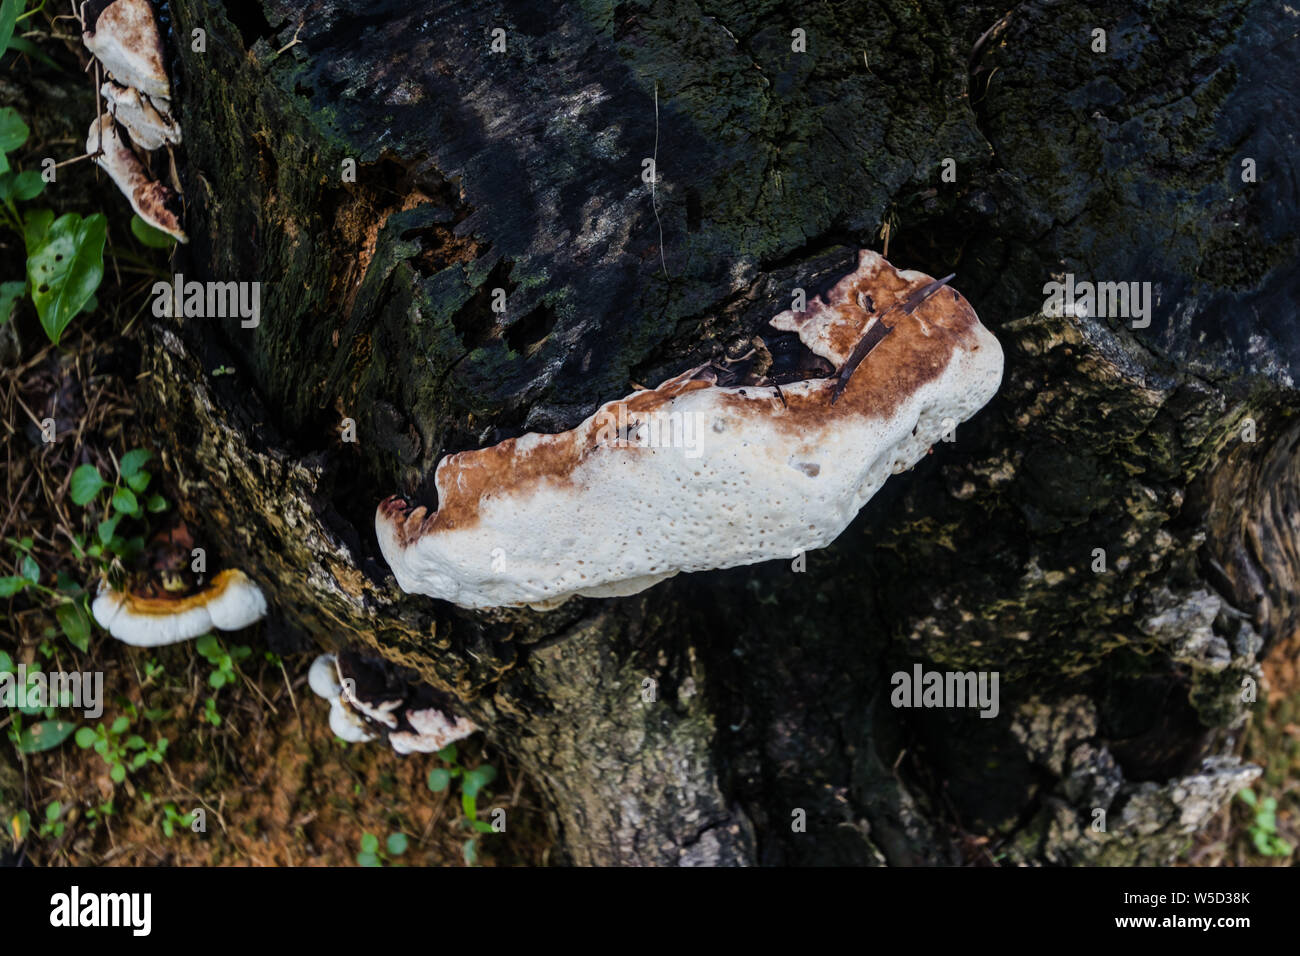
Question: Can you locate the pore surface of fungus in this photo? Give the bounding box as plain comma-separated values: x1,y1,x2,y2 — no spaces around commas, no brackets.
377,251,1004,609
92,568,267,646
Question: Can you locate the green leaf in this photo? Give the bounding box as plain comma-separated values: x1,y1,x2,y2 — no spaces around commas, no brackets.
427,768,451,792
0,575,28,597
6,36,59,71
462,838,478,866
146,494,168,513
19,720,75,753
109,763,126,783
74,726,96,748
1238,788,1257,807
11,168,41,200
45,801,61,822
22,207,51,249
69,464,106,505
111,485,138,514
472,819,494,834
355,852,380,867
438,743,458,764
0,105,27,166
0,1,23,63
359,832,379,854
386,832,408,856
195,633,220,659
118,449,153,479
55,601,90,652
110,715,128,735
0,650,11,671
130,214,176,249
125,470,151,493
208,670,227,689
19,554,38,583
27,212,107,344
0,279,24,324
96,514,121,546
12,809,30,842
463,766,495,798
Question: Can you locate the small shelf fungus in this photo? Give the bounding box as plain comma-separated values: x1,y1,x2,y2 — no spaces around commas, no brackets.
91,568,268,646
82,0,186,241
307,652,478,754
377,250,1004,609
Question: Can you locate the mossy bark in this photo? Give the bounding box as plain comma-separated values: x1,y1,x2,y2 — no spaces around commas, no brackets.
144,0,1297,864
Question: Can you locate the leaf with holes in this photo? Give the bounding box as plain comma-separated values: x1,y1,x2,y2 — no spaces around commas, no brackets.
27,212,106,344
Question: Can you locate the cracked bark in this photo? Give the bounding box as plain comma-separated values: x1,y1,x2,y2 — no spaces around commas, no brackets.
142,0,1298,864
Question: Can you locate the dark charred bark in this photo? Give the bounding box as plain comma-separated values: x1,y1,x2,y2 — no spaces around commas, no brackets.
139,0,1298,864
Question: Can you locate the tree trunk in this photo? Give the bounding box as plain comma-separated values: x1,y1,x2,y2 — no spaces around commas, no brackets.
144,0,1297,865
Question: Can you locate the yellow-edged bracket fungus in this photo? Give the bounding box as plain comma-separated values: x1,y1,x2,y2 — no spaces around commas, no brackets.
91,569,267,647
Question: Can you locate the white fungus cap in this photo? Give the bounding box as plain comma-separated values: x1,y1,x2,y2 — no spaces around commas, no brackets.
328,698,377,743
91,569,268,646
307,653,342,700
87,115,187,242
377,250,1004,609
81,0,173,103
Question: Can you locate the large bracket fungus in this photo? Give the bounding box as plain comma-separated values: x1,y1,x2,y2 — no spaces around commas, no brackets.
377,251,1004,609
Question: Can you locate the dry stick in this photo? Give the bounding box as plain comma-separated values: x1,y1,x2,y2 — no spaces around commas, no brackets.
274,22,304,57
239,665,279,716
280,660,302,728
48,152,94,171
651,82,667,281
0,471,35,541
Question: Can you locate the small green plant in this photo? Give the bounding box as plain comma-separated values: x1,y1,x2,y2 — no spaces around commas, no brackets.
0,649,77,756
159,802,195,838
195,633,250,726
69,448,167,576
356,831,408,867
1,537,93,652
73,715,168,784
84,798,114,832
426,744,498,865
0,95,106,343
1238,788,1293,858
195,633,250,690
37,800,65,839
